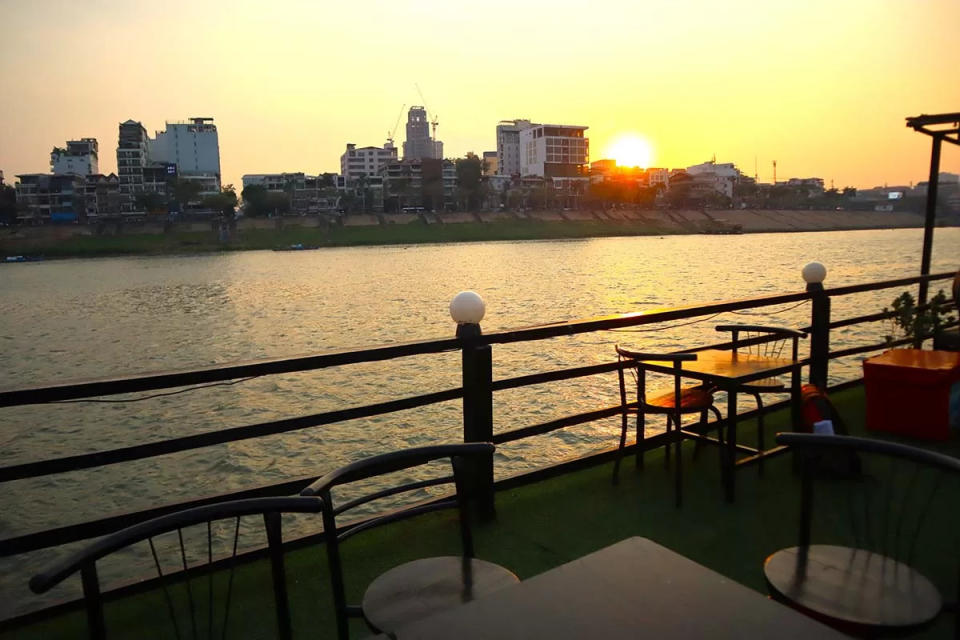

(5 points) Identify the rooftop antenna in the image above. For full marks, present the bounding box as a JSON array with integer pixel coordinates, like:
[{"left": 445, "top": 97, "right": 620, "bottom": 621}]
[
  {"left": 415, "top": 83, "right": 439, "bottom": 139},
  {"left": 772, "top": 160, "right": 777, "bottom": 185},
  {"left": 387, "top": 103, "right": 405, "bottom": 146}
]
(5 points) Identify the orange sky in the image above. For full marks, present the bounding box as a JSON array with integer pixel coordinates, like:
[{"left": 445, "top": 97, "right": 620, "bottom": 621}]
[{"left": 1, "top": 0, "right": 958, "bottom": 191}]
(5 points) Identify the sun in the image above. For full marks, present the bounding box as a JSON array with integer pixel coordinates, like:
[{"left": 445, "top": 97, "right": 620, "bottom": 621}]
[{"left": 606, "top": 134, "right": 654, "bottom": 169}]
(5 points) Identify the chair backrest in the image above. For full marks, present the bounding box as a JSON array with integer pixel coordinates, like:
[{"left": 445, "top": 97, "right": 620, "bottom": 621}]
[
  {"left": 300, "top": 442, "right": 495, "bottom": 640},
  {"left": 29, "top": 496, "right": 324, "bottom": 640},
  {"left": 715, "top": 325, "right": 805, "bottom": 362},
  {"left": 776, "top": 433, "right": 960, "bottom": 628},
  {"left": 615, "top": 346, "right": 697, "bottom": 406}
]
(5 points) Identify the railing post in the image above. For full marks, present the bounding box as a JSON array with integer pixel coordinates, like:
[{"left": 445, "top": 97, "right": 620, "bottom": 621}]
[
  {"left": 451, "top": 292, "right": 495, "bottom": 519},
  {"left": 803, "top": 262, "right": 830, "bottom": 389}
]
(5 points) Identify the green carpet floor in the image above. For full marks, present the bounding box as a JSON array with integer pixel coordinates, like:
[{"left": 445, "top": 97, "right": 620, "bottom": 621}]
[{"left": 5, "top": 385, "right": 958, "bottom": 639}]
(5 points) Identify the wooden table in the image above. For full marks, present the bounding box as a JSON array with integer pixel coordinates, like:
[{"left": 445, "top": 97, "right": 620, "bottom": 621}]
[
  {"left": 389, "top": 537, "right": 847, "bottom": 639},
  {"left": 765, "top": 545, "right": 942, "bottom": 635},
  {"left": 631, "top": 348, "right": 802, "bottom": 501}
]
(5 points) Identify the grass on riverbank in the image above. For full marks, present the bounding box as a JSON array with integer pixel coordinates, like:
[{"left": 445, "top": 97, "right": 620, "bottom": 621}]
[{"left": 0, "top": 219, "right": 678, "bottom": 259}]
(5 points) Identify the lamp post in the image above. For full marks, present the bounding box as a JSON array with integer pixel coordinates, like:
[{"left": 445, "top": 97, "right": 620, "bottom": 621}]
[
  {"left": 451, "top": 291, "right": 494, "bottom": 518},
  {"left": 803, "top": 262, "right": 830, "bottom": 389}
]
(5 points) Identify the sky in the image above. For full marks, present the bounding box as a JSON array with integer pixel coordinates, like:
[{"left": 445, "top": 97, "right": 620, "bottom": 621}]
[{"left": 1, "top": 0, "right": 959, "bottom": 192}]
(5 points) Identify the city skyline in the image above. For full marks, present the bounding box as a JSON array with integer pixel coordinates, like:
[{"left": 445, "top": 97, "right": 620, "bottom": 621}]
[{"left": 1, "top": 0, "right": 959, "bottom": 192}]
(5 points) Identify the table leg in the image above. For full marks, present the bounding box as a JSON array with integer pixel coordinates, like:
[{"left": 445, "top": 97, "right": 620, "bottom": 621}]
[{"left": 725, "top": 388, "right": 738, "bottom": 503}]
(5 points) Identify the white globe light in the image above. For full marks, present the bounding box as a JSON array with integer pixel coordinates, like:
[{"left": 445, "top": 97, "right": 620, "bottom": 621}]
[
  {"left": 450, "top": 291, "right": 486, "bottom": 325},
  {"left": 802, "top": 262, "right": 827, "bottom": 284}
]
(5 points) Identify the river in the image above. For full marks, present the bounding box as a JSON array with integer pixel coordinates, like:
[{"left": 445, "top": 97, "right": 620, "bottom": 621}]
[{"left": 1, "top": 228, "right": 957, "bottom": 617}]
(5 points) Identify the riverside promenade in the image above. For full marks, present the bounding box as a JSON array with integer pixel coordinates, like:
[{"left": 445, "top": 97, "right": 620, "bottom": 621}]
[{"left": 2, "top": 209, "right": 956, "bottom": 259}]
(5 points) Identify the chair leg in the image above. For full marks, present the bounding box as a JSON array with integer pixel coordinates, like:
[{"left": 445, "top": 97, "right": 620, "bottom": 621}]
[
  {"left": 708, "top": 406, "right": 724, "bottom": 446},
  {"left": 612, "top": 410, "right": 629, "bottom": 485},
  {"left": 754, "top": 393, "right": 765, "bottom": 477},
  {"left": 708, "top": 405, "right": 725, "bottom": 480},
  {"left": 692, "top": 409, "right": 708, "bottom": 460},
  {"left": 635, "top": 406, "right": 645, "bottom": 471},
  {"left": 613, "top": 365, "right": 629, "bottom": 484}
]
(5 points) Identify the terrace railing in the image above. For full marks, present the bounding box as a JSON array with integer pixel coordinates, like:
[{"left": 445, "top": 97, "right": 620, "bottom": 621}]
[{"left": 0, "top": 271, "right": 955, "bottom": 575}]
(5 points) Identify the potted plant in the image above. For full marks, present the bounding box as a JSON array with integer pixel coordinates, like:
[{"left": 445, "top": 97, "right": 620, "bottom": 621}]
[{"left": 884, "top": 289, "right": 956, "bottom": 347}]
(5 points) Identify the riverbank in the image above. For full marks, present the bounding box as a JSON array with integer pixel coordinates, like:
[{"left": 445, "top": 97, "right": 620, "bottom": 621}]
[{"left": 1, "top": 208, "right": 954, "bottom": 259}]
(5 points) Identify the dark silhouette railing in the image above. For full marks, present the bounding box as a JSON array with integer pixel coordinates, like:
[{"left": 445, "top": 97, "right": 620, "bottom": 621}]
[{"left": 0, "top": 271, "right": 955, "bottom": 566}]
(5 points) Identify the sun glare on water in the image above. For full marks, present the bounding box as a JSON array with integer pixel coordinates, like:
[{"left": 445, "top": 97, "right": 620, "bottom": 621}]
[{"left": 607, "top": 134, "right": 654, "bottom": 169}]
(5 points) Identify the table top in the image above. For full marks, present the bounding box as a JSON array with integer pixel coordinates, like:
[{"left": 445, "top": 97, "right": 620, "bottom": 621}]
[
  {"left": 391, "top": 537, "right": 846, "bottom": 639},
  {"left": 362, "top": 557, "right": 519, "bottom": 633},
  {"left": 865, "top": 348, "right": 960, "bottom": 372},
  {"left": 764, "top": 545, "right": 942, "bottom": 633},
  {"left": 620, "top": 348, "right": 797, "bottom": 384}
]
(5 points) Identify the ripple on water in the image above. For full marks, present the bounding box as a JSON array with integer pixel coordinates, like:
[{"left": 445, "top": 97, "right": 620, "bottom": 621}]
[{"left": 1, "top": 229, "right": 957, "bottom": 616}]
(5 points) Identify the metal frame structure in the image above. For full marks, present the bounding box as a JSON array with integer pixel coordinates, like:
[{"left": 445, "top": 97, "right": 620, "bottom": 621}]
[{"left": 905, "top": 112, "right": 960, "bottom": 305}]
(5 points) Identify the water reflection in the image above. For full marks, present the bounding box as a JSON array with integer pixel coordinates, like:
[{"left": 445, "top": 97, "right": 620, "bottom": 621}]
[{"left": 0, "top": 228, "right": 957, "bottom": 615}]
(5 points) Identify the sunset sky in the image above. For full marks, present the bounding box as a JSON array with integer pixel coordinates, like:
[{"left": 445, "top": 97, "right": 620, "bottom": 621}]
[{"left": 1, "top": 0, "right": 958, "bottom": 192}]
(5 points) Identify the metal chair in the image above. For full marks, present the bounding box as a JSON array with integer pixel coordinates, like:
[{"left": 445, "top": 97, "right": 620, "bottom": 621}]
[
  {"left": 28, "top": 496, "right": 324, "bottom": 640},
  {"left": 614, "top": 345, "right": 724, "bottom": 507},
  {"left": 300, "top": 442, "right": 518, "bottom": 640},
  {"left": 766, "top": 433, "right": 960, "bottom": 637},
  {"left": 714, "top": 325, "right": 806, "bottom": 474}
]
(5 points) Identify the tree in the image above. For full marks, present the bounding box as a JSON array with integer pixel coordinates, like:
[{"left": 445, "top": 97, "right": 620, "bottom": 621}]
[
  {"left": 455, "top": 153, "right": 485, "bottom": 211},
  {"left": 264, "top": 191, "right": 291, "bottom": 215},
  {"left": 134, "top": 191, "right": 166, "bottom": 214},
  {"left": 173, "top": 179, "right": 203, "bottom": 210},
  {"left": 202, "top": 185, "right": 238, "bottom": 219},
  {"left": 241, "top": 184, "right": 269, "bottom": 216}
]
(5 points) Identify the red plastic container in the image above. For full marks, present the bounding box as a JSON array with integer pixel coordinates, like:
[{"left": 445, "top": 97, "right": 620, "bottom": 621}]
[{"left": 863, "top": 349, "right": 960, "bottom": 441}]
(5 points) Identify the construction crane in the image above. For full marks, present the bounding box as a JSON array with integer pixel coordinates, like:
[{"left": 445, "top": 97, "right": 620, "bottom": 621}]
[
  {"left": 387, "top": 103, "right": 405, "bottom": 146},
  {"left": 415, "top": 83, "right": 439, "bottom": 139}
]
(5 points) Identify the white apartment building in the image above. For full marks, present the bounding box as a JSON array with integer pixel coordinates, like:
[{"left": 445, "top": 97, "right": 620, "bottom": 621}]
[
  {"left": 519, "top": 124, "right": 589, "bottom": 180},
  {"left": 685, "top": 161, "right": 740, "bottom": 199},
  {"left": 495, "top": 119, "right": 534, "bottom": 176},
  {"left": 150, "top": 118, "right": 221, "bottom": 192},
  {"left": 51, "top": 138, "right": 99, "bottom": 176},
  {"left": 647, "top": 168, "right": 670, "bottom": 189},
  {"left": 340, "top": 142, "right": 399, "bottom": 183}
]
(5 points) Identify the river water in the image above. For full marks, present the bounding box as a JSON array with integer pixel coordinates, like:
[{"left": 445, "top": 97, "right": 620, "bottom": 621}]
[{"left": 0, "top": 228, "right": 957, "bottom": 617}]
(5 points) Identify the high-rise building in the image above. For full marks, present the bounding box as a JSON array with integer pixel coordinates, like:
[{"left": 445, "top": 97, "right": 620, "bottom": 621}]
[
  {"left": 116, "top": 117, "right": 221, "bottom": 212},
  {"left": 51, "top": 138, "right": 99, "bottom": 176},
  {"left": 341, "top": 142, "right": 399, "bottom": 183},
  {"left": 117, "top": 120, "right": 150, "bottom": 210},
  {"left": 402, "top": 106, "right": 442, "bottom": 161},
  {"left": 519, "top": 124, "right": 589, "bottom": 179},
  {"left": 496, "top": 119, "right": 535, "bottom": 177},
  {"left": 150, "top": 117, "right": 221, "bottom": 193}
]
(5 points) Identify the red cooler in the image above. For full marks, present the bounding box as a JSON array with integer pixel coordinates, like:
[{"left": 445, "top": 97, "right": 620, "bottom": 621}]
[{"left": 863, "top": 349, "right": 960, "bottom": 441}]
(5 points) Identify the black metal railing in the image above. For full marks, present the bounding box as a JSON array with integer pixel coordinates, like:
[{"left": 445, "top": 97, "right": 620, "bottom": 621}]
[{"left": 0, "top": 271, "right": 955, "bottom": 566}]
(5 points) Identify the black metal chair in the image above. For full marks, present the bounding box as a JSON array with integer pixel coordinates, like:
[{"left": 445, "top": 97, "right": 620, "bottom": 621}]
[
  {"left": 28, "top": 496, "right": 324, "bottom": 640},
  {"left": 714, "top": 325, "right": 806, "bottom": 474},
  {"left": 300, "top": 442, "right": 518, "bottom": 640},
  {"left": 614, "top": 346, "right": 724, "bottom": 507},
  {"left": 766, "top": 433, "right": 960, "bottom": 638}
]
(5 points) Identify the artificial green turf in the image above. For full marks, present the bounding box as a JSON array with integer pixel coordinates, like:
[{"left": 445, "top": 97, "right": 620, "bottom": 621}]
[{"left": 5, "top": 386, "right": 958, "bottom": 639}]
